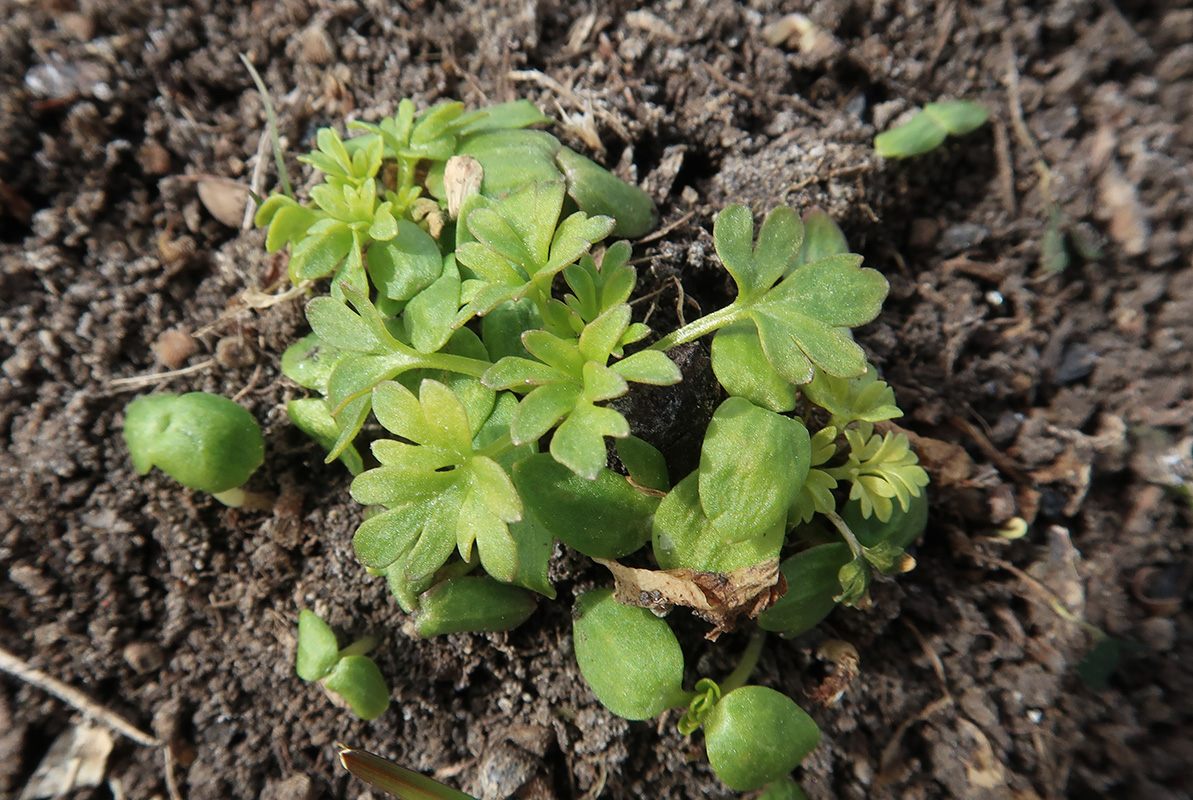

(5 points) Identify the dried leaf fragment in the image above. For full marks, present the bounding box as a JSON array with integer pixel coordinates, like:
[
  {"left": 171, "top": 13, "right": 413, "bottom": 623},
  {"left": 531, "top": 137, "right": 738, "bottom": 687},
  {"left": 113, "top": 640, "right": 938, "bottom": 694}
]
[
  {"left": 19, "top": 724, "right": 114, "bottom": 800},
  {"left": 594, "top": 557, "right": 784, "bottom": 640}
]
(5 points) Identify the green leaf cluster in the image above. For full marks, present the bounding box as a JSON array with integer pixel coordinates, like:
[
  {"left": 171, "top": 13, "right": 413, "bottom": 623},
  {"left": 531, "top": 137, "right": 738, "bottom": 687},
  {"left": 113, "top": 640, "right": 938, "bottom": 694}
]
[{"left": 244, "top": 95, "right": 934, "bottom": 794}]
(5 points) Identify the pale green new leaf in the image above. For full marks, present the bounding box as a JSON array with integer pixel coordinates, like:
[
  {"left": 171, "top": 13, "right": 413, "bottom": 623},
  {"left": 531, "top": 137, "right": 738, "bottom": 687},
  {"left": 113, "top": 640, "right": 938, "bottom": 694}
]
[{"left": 296, "top": 610, "right": 339, "bottom": 681}]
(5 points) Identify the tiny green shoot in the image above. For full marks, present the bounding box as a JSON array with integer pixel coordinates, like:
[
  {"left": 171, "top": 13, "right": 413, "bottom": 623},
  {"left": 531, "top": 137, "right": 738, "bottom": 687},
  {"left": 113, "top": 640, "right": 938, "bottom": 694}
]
[
  {"left": 296, "top": 610, "right": 389, "bottom": 721},
  {"left": 874, "top": 99, "right": 990, "bottom": 158}
]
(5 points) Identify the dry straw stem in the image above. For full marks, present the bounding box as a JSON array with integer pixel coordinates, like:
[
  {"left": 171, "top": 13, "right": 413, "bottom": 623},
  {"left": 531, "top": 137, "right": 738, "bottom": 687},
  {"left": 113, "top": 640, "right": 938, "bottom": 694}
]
[{"left": 0, "top": 645, "right": 160, "bottom": 748}]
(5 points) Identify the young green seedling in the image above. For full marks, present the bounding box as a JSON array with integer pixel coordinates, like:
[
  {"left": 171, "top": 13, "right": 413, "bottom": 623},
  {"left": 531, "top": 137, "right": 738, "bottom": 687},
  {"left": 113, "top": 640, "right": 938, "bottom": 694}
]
[
  {"left": 296, "top": 610, "right": 389, "bottom": 721},
  {"left": 874, "top": 99, "right": 990, "bottom": 158},
  {"left": 124, "top": 391, "right": 268, "bottom": 508}
]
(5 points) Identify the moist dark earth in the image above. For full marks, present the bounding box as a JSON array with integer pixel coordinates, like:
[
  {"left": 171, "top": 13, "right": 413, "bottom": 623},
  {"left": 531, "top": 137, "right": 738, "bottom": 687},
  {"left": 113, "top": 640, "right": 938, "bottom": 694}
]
[{"left": 2, "top": 1, "right": 1191, "bottom": 799}]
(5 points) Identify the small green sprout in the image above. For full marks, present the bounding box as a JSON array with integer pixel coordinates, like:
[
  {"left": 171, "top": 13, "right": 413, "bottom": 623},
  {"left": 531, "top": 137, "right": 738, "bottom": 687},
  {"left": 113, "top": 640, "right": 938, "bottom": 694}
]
[
  {"left": 874, "top": 99, "right": 990, "bottom": 158},
  {"left": 296, "top": 610, "right": 389, "bottom": 721},
  {"left": 123, "top": 392, "right": 266, "bottom": 508}
]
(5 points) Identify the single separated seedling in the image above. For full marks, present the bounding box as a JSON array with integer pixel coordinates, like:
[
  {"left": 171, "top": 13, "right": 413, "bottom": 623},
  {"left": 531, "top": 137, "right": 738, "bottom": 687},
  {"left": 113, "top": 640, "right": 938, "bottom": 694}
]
[
  {"left": 295, "top": 610, "right": 389, "bottom": 721},
  {"left": 875, "top": 99, "right": 989, "bottom": 158},
  {"left": 123, "top": 391, "right": 268, "bottom": 508}
]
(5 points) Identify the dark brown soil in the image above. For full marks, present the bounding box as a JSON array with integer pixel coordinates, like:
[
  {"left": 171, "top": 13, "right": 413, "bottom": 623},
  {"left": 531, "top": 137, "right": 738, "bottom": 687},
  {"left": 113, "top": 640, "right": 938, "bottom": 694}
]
[{"left": 2, "top": 1, "right": 1191, "bottom": 799}]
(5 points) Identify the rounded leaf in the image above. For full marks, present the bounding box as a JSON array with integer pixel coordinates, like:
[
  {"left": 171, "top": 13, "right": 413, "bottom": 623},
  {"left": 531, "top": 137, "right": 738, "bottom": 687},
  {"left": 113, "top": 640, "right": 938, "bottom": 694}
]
[
  {"left": 756, "top": 543, "right": 852, "bottom": 636},
  {"left": 573, "top": 589, "right": 685, "bottom": 720},
  {"left": 704, "top": 686, "right": 820, "bottom": 791},
  {"left": 698, "top": 398, "right": 810, "bottom": 541},
  {"left": 295, "top": 610, "right": 339, "bottom": 682},
  {"left": 513, "top": 454, "right": 656, "bottom": 558},
  {"left": 124, "top": 392, "right": 264, "bottom": 493},
  {"left": 324, "top": 655, "right": 390, "bottom": 721}
]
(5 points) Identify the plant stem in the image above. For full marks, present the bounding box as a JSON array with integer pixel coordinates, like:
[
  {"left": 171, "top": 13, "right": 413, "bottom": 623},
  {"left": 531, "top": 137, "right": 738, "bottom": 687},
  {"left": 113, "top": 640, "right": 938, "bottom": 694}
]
[
  {"left": 647, "top": 304, "right": 740, "bottom": 351},
  {"left": 211, "top": 487, "right": 275, "bottom": 510},
  {"left": 239, "top": 54, "right": 292, "bottom": 199},
  {"left": 721, "top": 629, "right": 766, "bottom": 694},
  {"left": 419, "top": 352, "right": 492, "bottom": 379},
  {"left": 339, "top": 636, "right": 378, "bottom": 658},
  {"left": 825, "top": 509, "right": 864, "bottom": 561},
  {"left": 476, "top": 433, "right": 514, "bottom": 460}
]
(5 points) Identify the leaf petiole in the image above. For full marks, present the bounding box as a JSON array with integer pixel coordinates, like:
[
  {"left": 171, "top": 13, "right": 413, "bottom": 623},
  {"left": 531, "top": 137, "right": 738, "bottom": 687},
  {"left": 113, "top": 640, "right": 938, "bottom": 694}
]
[
  {"left": 720, "top": 629, "right": 766, "bottom": 695},
  {"left": 647, "top": 304, "right": 741, "bottom": 352}
]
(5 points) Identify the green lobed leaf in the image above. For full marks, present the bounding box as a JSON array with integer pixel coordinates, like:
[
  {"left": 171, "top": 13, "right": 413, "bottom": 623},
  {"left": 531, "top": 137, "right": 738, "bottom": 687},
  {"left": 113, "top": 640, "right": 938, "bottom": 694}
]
[
  {"left": 324, "top": 655, "right": 390, "bottom": 721},
  {"left": 550, "top": 401, "right": 630, "bottom": 480},
  {"left": 714, "top": 205, "right": 803, "bottom": 301},
  {"left": 508, "top": 383, "right": 581, "bottom": 444},
  {"left": 513, "top": 453, "right": 656, "bottom": 558},
  {"left": 281, "top": 333, "right": 345, "bottom": 393},
  {"left": 307, "top": 296, "right": 385, "bottom": 353},
  {"left": 610, "top": 349, "right": 682, "bottom": 386},
  {"left": 290, "top": 225, "right": 354, "bottom": 283},
  {"left": 295, "top": 610, "right": 340, "bottom": 682},
  {"left": 749, "top": 253, "right": 889, "bottom": 383},
  {"left": 573, "top": 589, "right": 686, "bottom": 720},
  {"left": 578, "top": 304, "right": 631, "bottom": 364},
  {"left": 414, "top": 577, "right": 536, "bottom": 637},
  {"left": 698, "top": 398, "right": 811, "bottom": 542},
  {"left": 801, "top": 365, "right": 903, "bottom": 428},
  {"left": 353, "top": 507, "right": 427, "bottom": 570}
]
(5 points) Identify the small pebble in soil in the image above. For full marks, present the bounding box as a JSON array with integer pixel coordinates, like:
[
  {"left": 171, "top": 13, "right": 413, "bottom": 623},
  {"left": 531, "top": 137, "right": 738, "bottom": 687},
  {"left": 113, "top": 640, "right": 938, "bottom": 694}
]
[
  {"left": 153, "top": 328, "right": 199, "bottom": 369},
  {"left": 938, "top": 222, "right": 990, "bottom": 255},
  {"left": 1138, "top": 617, "right": 1176, "bottom": 653},
  {"left": 122, "top": 641, "right": 165, "bottom": 674}
]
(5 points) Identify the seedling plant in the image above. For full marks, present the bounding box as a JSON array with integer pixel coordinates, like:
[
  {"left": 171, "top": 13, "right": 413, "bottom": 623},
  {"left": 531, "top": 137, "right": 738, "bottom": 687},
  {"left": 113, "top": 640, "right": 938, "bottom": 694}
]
[{"left": 129, "top": 95, "right": 931, "bottom": 794}]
